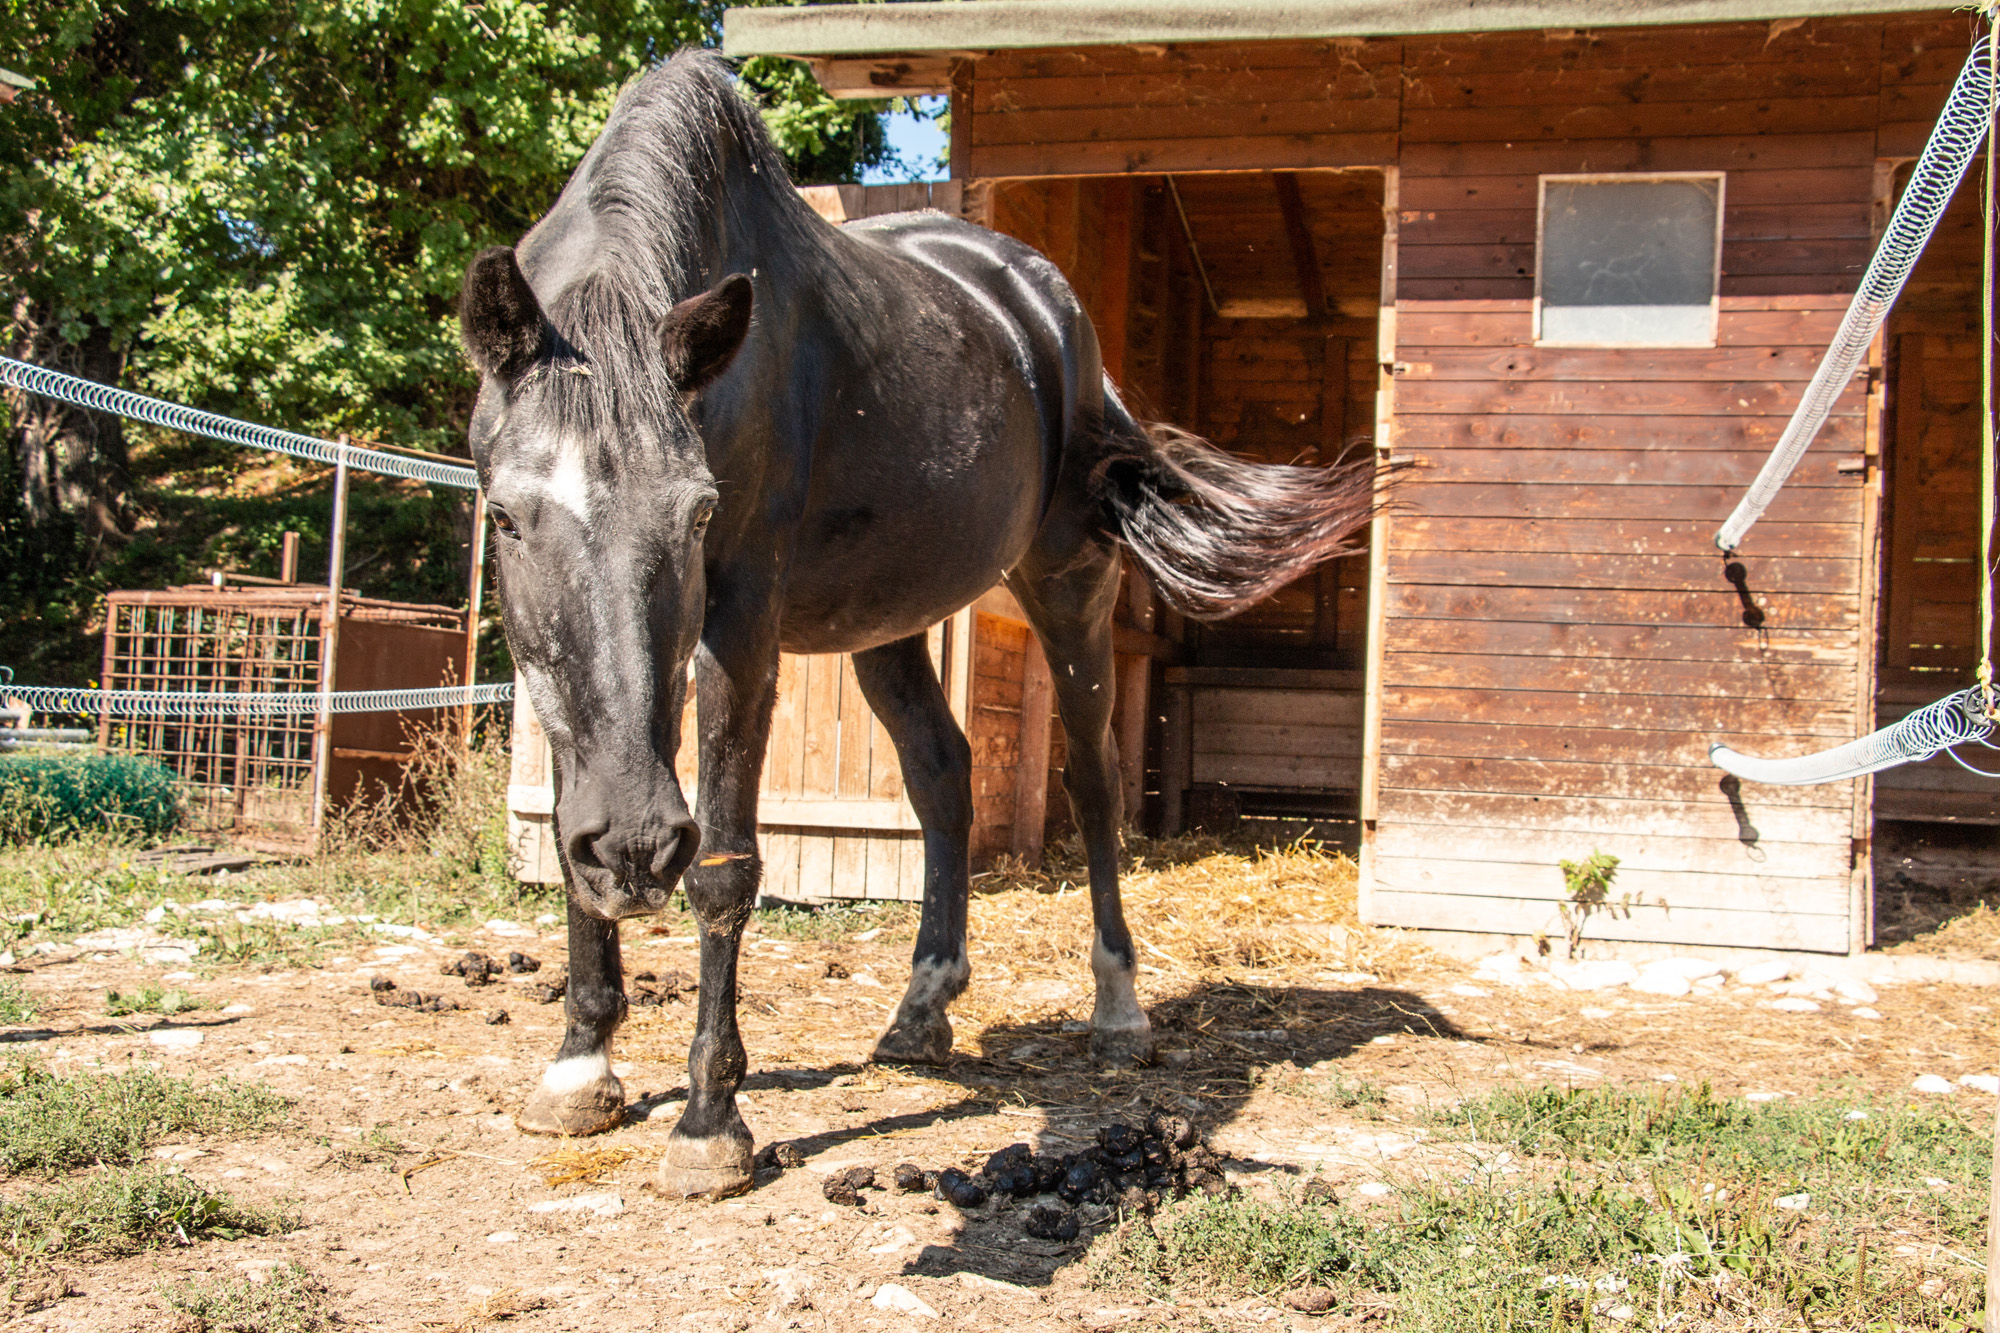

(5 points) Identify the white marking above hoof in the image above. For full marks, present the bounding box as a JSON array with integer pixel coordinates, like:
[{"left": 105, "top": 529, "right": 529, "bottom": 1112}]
[{"left": 540, "top": 1050, "right": 614, "bottom": 1094}]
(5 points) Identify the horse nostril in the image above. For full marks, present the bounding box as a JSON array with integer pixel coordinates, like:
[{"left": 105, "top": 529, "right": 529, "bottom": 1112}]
[
  {"left": 654, "top": 819, "right": 701, "bottom": 885},
  {"left": 562, "top": 822, "right": 611, "bottom": 874}
]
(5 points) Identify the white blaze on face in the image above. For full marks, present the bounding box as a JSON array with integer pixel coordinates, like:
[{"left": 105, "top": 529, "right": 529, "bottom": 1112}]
[
  {"left": 539, "top": 1048, "right": 614, "bottom": 1094},
  {"left": 541, "top": 444, "right": 597, "bottom": 528}
]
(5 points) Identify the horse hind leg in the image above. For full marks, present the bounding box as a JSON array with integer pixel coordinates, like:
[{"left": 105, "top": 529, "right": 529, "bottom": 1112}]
[
  {"left": 517, "top": 897, "right": 628, "bottom": 1136},
  {"left": 1008, "top": 547, "right": 1154, "bottom": 1067},
  {"left": 852, "top": 633, "right": 973, "bottom": 1065}
]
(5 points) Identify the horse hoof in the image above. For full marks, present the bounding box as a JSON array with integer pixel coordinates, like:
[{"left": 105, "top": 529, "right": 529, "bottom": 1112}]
[
  {"left": 514, "top": 1075, "right": 627, "bottom": 1137},
  {"left": 871, "top": 1012, "right": 953, "bottom": 1065},
  {"left": 1091, "top": 1023, "right": 1155, "bottom": 1068},
  {"left": 656, "top": 1132, "right": 755, "bottom": 1199}
]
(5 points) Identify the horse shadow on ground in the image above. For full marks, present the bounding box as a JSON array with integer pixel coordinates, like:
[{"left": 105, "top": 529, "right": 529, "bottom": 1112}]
[{"left": 680, "top": 979, "right": 1476, "bottom": 1293}]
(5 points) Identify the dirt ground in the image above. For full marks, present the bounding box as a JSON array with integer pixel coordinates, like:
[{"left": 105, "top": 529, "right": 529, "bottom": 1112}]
[{"left": 1, "top": 870, "right": 1996, "bottom": 1332}]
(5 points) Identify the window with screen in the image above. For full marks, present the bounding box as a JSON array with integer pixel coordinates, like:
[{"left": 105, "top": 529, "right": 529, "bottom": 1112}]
[{"left": 1536, "top": 174, "right": 1723, "bottom": 346}]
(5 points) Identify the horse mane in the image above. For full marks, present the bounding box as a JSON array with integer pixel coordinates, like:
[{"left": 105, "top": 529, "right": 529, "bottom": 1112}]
[{"left": 525, "top": 50, "right": 824, "bottom": 436}]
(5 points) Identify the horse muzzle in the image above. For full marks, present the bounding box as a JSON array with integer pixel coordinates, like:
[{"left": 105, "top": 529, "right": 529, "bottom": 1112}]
[{"left": 558, "top": 792, "right": 702, "bottom": 919}]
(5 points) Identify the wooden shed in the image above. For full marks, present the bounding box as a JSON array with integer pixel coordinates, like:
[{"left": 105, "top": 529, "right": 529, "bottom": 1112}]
[{"left": 712, "top": 0, "right": 2000, "bottom": 956}]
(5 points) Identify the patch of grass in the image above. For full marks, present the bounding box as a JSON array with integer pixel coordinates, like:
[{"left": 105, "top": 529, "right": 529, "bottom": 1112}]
[
  {"left": 749, "top": 898, "right": 918, "bottom": 943},
  {"left": 322, "top": 1126, "right": 406, "bottom": 1171},
  {"left": 1091, "top": 1086, "right": 1988, "bottom": 1330},
  {"left": 0, "top": 1168, "right": 294, "bottom": 1269},
  {"left": 158, "top": 1261, "right": 331, "bottom": 1333},
  {"left": 104, "top": 986, "right": 209, "bottom": 1018},
  {"left": 0, "top": 978, "right": 36, "bottom": 1024},
  {"left": 1309, "top": 1070, "right": 1387, "bottom": 1116},
  {"left": 0, "top": 1061, "right": 287, "bottom": 1176}
]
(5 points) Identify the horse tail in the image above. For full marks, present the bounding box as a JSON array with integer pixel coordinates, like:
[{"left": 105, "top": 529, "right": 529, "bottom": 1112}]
[{"left": 1088, "top": 397, "right": 1383, "bottom": 621}]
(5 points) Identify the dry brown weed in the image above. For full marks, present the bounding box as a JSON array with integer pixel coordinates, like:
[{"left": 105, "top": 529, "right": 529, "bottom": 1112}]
[{"left": 528, "top": 1144, "right": 638, "bottom": 1188}]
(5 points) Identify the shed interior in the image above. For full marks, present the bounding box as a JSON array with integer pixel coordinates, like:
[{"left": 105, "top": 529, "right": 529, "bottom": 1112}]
[{"left": 981, "top": 169, "right": 1386, "bottom": 844}]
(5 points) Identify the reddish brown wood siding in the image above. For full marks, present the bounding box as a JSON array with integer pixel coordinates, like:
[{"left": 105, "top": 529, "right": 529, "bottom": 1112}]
[{"left": 960, "top": 10, "right": 1981, "bottom": 951}]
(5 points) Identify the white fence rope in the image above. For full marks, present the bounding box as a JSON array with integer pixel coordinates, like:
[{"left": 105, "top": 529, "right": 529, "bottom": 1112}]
[
  {"left": 3, "top": 681, "right": 512, "bottom": 720},
  {"left": 1712, "top": 686, "right": 1996, "bottom": 785},
  {"left": 1714, "top": 40, "right": 1994, "bottom": 551},
  {"left": 0, "top": 357, "right": 480, "bottom": 491}
]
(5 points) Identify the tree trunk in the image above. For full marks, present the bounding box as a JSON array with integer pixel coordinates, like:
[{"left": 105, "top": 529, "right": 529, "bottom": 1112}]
[{"left": 8, "top": 314, "right": 132, "bottom": 555}]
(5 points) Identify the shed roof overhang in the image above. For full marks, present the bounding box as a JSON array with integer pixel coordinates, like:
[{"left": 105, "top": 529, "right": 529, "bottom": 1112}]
[{"left": 722, "top": 0, "right": 1951, "bottom": 60}]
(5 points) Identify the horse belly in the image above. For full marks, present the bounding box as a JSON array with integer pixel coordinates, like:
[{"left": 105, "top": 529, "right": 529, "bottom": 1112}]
[{"left": 776, "top": 411, "right": 1046, "bottom": 656}]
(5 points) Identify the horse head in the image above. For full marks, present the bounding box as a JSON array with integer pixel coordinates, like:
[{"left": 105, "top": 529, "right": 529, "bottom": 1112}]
[{"left": 459, "top": 244, "right": 752, "bottom": 920}]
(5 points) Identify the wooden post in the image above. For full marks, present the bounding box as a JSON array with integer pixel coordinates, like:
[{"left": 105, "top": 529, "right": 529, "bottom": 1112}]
[
  {"left": 309, "top": 438, "right": 350, "bottom": 838},
  {"left": 462, "top": 485, "right": 488, "bottom": 742},
  {"left": 945, "top": 606, "right": 974, "bottom": 726},
  {"left": 1161, "top": 679, "right": 1192, "bottom": 836},
  {"left": 1013, "top": 637, "right": 1054, "bottom": 867},
  {"left": 279, "top": 531, "right": 299, "bottom": 584},
  {"left": 1115, "top": 563, "right": 1154, "bottom": 831}
]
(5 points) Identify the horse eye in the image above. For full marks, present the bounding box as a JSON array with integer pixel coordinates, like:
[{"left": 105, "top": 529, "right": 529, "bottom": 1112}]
[
  {"left": 489, "top": 506, "right": 520, "bottom": 538},
  {"left": 693, "top": 503, "right": 715, "bottom": 531}
]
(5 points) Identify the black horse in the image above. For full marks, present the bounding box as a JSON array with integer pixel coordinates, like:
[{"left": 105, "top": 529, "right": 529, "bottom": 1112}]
[{"left": 460, "top": 53, "right": 1372, "bottom": 1198}]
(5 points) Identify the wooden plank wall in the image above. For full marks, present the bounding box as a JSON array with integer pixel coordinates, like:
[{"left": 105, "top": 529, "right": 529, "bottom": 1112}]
[{"left": 963, "top": 11, "right": 1981, "bottom": 950}]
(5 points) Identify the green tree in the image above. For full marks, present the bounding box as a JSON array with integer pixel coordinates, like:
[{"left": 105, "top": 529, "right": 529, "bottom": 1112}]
[{"left": 0, "top": 0, "right": 889, "bottom": 684}]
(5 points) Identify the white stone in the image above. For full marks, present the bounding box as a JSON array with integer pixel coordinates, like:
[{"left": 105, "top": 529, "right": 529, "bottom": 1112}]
[
  {"left": 527, "top": 1192, "right": 624, "bottom": 1218},
  {"left": 242, "top": 900, "right": 327, "bottom": 926},
  {"left": 483, "top": 919, "right": 529, "bottom": 937},
  {"left": 851, "top": 928, "right": 884, "bottom": 943},
  {"left": 161, "top": 971, "right": 196, "bottom": 982},
  {"left": 1774, "top": 1193, "right": 1810, "bottom": 1212},
  {"left": 1851, "top": 1007, "right": 1884, "bottom": 1020},
  {"left": 1958, "top": 1074, "right": 2000, "bottom": 1095},
  {"left": 1649, "top": 957, "right": 1723, "bottom": 982},
  {"left": 1832, "top": 977, "right": 1879, "bottom": 1004},
  {"left": 253, "top": 1054, "right": 308, "bottom": 1067},
  {"left": 221, "top": 1004, "right": 254, "bottom": 1015},
  {"left": 1630, "top": 972, "right": 1691, "bottom": 997},
  {"left": 865, "top": 1225, "right": 916, "bottom": 1254},
  {"left": 1734, "top": 960, "right": 1792, "bottom": 986},
  {"left": 1765, "top": 998, "right": 1822, "bottom": 1013},
  {"left": 533, "top": 913, "right": 559, "bottom": 926},
  {"left": 149, "top": 1029, "right": 202, "bottom": 1047},
  {"left": 1743, "top": 1092, "right": 1790, "bottom": 1103},
  {"left": 1449, "top": 984, "right": 1492, "bottom": 998},
  {"left": 485, "top": 1232, "right": 519, "bottom": 1244},
  {"left": 1552, "top": 960, "right": 1639, "bottom": 991},
  {"left": 1913, "top": 1074, "right": 1957, "bottom": 1095},
  {"left": 870, "top": 1284, "right": 938, "bottom": 1318},
  {"left": 1355, "top": 1182, "right": 1393, "bottom": 1197},
  {"left": 1473, "top": 951, "right": 1529, "bottom": 975}
]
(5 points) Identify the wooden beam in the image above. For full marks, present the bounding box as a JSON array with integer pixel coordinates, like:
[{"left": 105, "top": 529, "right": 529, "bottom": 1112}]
[
  {"left": 1116, "top": 653, "right": 1149, "bottom": 830},
  {"left": 1098, "top": 178, "right": 1134, "bottom": 387},
  {"left": 1013, "top": 637, "right": 1054, "bottom": 867},
  {"left": 1271, "top": 172, "right": 1327, "bottom": 317}
]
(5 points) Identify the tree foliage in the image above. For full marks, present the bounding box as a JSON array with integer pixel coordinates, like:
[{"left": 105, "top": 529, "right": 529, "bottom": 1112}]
[{"left": 0, "top": 0, "right": 889, "bottom": 684}]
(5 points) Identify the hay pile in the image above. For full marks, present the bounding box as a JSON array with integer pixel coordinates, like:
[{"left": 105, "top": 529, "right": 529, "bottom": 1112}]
[{"left": 960, "top": 836, "right": 1423, "bottom": 1026}]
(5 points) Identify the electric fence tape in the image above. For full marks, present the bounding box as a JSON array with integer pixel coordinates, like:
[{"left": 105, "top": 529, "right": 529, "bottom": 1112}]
[
  {"left": 0, "top": 672, "right": 511, "bottom": 721},
  {"left": 0, "top": 357, "right": 479, "bottom": 490},
  {"left": 1714, "top": 39, "right": 1994, "bottom": 552},
  {"left": 1711, "top": 686, "right": 1997, "bottom": 785}
]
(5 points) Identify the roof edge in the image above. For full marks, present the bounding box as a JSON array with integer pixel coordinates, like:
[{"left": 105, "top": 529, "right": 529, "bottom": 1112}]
[{"left": 722, "top": 0, "right": 1953, "bottom": 58}]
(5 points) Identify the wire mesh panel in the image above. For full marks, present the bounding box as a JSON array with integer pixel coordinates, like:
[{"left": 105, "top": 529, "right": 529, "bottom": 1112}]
[
  {"left": 99, "top": 587, "right": 469, "bottom": 850},
  {"left": 101, "top": 590, "right": 329, "bottom": 843}
]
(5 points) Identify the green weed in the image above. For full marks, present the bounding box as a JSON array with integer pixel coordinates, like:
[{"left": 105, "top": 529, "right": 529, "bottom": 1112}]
[
  {"left": 103, "top": 986, "right": 209, "bottom": 1018},
  {"left": 0, "top": 1061, "right": 286, "bottom": 1175},
  {"left": 0, "top": 1168, "right": 294, "bottom": 1269},
  {"left": 158, "top": 1261, "right": 331, "bottom": 1333},
  {"left": 0, "top": 978, "right": 35, "bottom": 1024}
]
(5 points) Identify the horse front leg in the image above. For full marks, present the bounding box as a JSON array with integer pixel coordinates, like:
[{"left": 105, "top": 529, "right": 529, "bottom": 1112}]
[
  {"left": 656, "top": 620, "right": 778, "bottom": 1199},
  {"left": 852, "top": 633, "right": 974, "bottom": 1065},
  {"left": 517, "top": 896, "right": 628, "bottom": 1135}
]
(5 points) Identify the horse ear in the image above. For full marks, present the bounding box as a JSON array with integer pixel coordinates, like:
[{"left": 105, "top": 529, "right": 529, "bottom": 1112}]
[
  {"left": 461, "top": 247, "right": 551, "bottom": 382},
  {"left": 660, "top": 273, "right": 753, "bottom": 396}
]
